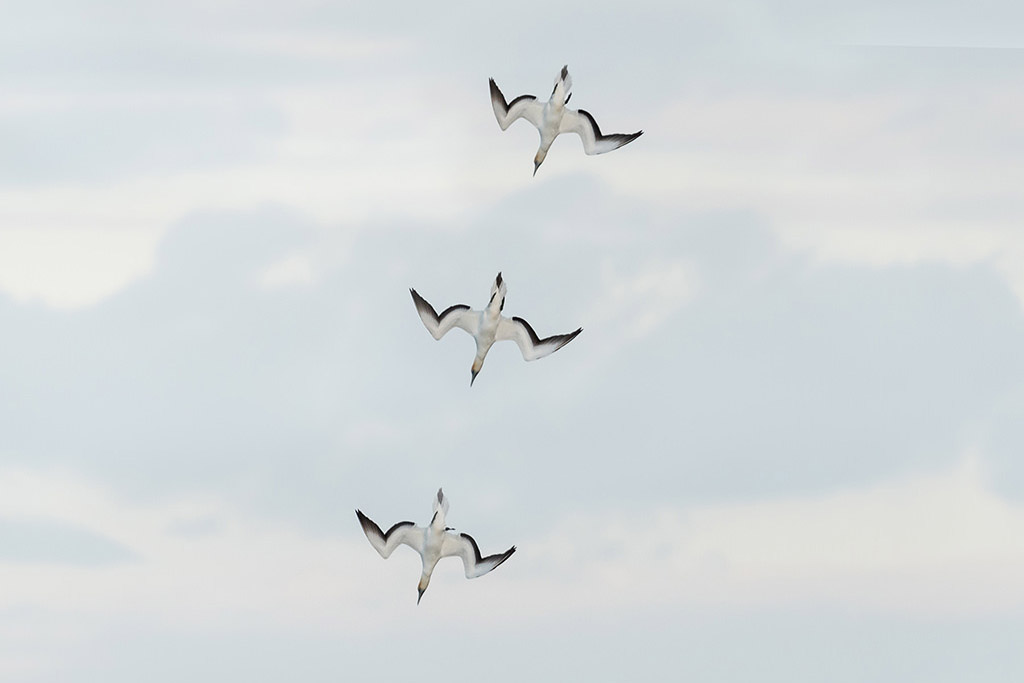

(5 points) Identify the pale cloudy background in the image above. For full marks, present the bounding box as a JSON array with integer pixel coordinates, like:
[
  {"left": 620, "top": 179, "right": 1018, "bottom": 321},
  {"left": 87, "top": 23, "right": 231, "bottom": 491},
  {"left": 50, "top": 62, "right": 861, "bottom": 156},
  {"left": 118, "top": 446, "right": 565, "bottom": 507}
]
[{"left": 2, "top": 0, "right": 1024, "bottom": 680}]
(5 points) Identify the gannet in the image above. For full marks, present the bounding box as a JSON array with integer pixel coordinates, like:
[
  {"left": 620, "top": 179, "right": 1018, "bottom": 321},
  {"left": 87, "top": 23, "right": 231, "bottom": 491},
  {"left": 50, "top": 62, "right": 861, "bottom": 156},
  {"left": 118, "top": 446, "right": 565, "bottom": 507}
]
[
  {"left": 356, "top": 488, "right": 516, "bottom": 604},
  {"left": 489, "top": 64, "right": 643, "bottom": 175},
  {"left": 410, "top": 272, "right": 582, "bottom": 385}
]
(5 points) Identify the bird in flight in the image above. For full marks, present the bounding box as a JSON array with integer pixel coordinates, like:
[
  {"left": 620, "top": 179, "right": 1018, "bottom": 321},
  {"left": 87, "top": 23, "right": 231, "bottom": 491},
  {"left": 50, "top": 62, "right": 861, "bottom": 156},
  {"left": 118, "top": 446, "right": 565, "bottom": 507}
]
[
  {"left": 410, "top": 272, "right": 582, "bottom": 385},
  {"left": 489, "top": 64, "right": 643, "bottom": 175},
  {"left": 356, "top": 488, "right": 516, "bottom": 604}
]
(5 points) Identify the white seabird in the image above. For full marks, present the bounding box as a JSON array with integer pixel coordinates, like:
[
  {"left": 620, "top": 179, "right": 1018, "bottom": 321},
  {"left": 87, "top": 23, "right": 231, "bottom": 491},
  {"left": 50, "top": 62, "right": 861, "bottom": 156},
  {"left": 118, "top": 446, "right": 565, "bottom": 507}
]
[
  {"left": 489, "top": 64, "right": 643, "bottom": 175},
  {"left": 356, "top": 488, "right": 516, "bottom": 604},
  {"left": 410, "top": 272, "right": 582, "bottom": 385}
]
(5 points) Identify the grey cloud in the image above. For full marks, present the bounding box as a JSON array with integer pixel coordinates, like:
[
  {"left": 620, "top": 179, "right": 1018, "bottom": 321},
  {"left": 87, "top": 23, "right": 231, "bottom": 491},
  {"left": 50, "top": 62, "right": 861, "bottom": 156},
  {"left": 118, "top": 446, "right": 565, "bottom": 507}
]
[
  {"left": 1, "top": 207, "right": 341, "bottom": 505},
  {"left": 5, "top": 0, "right": 1022, "bottom": 211},
  {"left": 3, "top": 2, "right": 1023, "bottom": 680},
  {"left": 0, "top": 517, "right": 135, "bottom": 566},
  {"left": 981, "top": 389, "right": 1024, "bottom": 499},
  {"left": 165, "top": 515, "right": 222, "bottom": 538},
  {"left": 0, "top": 101, "right": 284, "bottom": 186},
  {"left": 13, "top": 0, "right": 1021, "bottom": 109},
  {"left": 2, "top": 176, "right": 1022, "bottom": 538},
  {"left": 29, "top": 609, "right": 1024, "bottom": 683},
  {"left": 381, "top": 176, "right": 1024, "bottom": 527}
]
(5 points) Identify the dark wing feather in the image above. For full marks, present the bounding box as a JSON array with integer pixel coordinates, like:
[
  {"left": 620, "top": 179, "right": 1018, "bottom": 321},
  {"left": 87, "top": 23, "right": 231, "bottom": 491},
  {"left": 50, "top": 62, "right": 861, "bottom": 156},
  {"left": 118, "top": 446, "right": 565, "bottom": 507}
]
[
  {"left": 356, "top": 509, "right": 414, "bottom": 543},
  {"left": 489, "top": 78, "right": 542, "bottom": 129},
  {"left": 577, "top": 109, "right": 643, "bottom": 151},
  {"left": 459, "top": 532, "right": 517, "bottom": 577},
  {"left": 507, "top": 316, "right": 583, "bottom": 360},
  {"left": 410, "top": 288, "right": 472, "bottom": 340}
]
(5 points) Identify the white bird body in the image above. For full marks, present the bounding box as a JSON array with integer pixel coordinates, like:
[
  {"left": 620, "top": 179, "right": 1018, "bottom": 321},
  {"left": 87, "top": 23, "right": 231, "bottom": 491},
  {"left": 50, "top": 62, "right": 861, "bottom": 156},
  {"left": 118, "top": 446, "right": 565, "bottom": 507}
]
[
  {"left": 410, "top": 272, "right": 582, "bottom": 385},
  {"left": 489, "top": 65, "right": 642, "bottom": 175},
  {"left": 356, "top": 488, "right": 516, "bottom": 603},
  {"left": 533, "top": 72, "right": 571, "bottom": 163}
]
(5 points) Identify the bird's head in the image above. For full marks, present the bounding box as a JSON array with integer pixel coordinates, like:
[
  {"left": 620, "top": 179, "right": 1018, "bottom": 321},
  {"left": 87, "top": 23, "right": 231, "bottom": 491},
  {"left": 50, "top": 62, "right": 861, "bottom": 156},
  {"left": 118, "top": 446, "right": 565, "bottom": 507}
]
[
  {"left": 417, "top": 576, "right": 431, "bottom": 604},
  {"left": 470, "top": 359, "right": 483, "bottom": 386},
  {"left": 533, "top": 150, "right": 547, "bottom": 176}
]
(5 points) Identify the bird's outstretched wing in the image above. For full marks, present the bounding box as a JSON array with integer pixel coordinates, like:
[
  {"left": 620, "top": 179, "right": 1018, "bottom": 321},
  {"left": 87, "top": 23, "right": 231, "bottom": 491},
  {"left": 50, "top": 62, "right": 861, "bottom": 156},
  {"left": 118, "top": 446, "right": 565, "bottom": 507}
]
[
  {"left": 489, "top": 78, "right": 544, "bottom": 130},
  {"left": 356, "top": 510, "right": 425, "bottom": 559},
  {"left": 496, "top": 316, "right": 582, "bottom": 361},
  {"left": 410, "top": 289, "right": 478, "bottom": 340},
  {"left": 441, "top": 532, "right": 516, "bottom": 579},
  {"left": 559, "top": 108, "right": 642, "bottom": 155}
]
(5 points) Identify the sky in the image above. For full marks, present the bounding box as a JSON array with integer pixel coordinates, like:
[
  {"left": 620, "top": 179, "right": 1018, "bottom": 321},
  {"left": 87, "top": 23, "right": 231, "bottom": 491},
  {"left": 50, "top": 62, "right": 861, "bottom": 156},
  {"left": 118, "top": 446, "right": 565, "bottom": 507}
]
[{"left": 2, "top": 0, "right": 1024, "bottom": 680}]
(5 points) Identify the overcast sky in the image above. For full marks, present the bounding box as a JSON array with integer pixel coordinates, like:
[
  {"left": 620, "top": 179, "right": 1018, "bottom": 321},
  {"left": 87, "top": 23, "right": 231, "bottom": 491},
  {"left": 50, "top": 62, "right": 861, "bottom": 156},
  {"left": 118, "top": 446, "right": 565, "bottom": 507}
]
[{"left": 2, "top": 1, "right": 1024, "bottom": 681}]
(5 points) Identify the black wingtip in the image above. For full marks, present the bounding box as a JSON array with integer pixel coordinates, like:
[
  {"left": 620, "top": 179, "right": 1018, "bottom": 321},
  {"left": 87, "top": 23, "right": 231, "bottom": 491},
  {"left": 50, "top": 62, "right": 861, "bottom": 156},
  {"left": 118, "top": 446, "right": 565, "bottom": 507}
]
[
  {"left": 563, "top": 327, "right": 583, "bottom": 347},
  {"left": 355, "top": 509, "right": 372, "bottom": 533},
  {"left": 493, "top": 545, "right": 517, "bottom": 570},
  {"left": 489, "top": 78, "right": 504, "bottom": 105},
  {"left": 496, "top": 271, "right": 503, "bottom": 287},
  {"left": 409, "top": 288, "right": 426, "bottom": 312}
]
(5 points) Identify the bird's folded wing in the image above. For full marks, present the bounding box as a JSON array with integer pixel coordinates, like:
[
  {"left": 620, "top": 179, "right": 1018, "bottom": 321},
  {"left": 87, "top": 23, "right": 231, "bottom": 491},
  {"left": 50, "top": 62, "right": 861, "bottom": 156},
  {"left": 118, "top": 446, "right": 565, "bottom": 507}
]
[
  {"left": 441, "top": 532, "right": 516, "bottom": 579},
  {"left": 410, "top": 289, "right": 478, "bottom": 339},
  {"left": 356, "top": 510, "right": 425, "bottom": 559},
  {"left": 489, "top": 79, "right": 543, "bottom": 130},
  {"left": 559, "top": 108, "right": 643, "bottom": 155},
  {"left": 496, "top": 317, "right": 582, "bottom": 361}
]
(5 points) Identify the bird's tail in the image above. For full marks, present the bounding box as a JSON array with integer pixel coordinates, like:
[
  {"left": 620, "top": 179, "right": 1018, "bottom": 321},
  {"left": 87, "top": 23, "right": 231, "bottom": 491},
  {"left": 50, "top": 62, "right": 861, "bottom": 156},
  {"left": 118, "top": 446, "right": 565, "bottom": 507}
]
[
  {"left": 433, "top": 488, "right": 450, "bottom": 517},
  {"left": 551, "top": 64, "right": 572, "bottom": 102},
  {"left": 559, "top": 65, "right": 572, "bottom": 97},
  {"left": 490, "top": 271, "right": 507, "bottom": 301}
]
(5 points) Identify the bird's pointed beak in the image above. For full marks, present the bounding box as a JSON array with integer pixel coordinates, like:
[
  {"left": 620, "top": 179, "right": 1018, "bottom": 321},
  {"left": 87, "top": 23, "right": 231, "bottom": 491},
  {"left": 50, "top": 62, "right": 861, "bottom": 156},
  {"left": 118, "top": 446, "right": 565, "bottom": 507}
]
[
  {"left": 470, "top": 368, "right": 479, "bottom": 386},
  {"left": 417, "top": 586, "right": 426, "bottom": 604},
  {"left": 533, "top": 160, "right": 540, "bottom": 176}
]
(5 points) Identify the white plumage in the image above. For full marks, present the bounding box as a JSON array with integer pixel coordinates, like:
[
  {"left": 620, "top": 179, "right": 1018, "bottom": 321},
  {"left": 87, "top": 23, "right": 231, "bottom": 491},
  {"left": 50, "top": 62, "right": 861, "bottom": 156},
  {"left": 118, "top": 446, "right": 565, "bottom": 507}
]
[
  {"left": 410, "top": 272, "right": 582, "bottom": 385},
  {"left": 489, "top": 64, "right": 643, "bottom": 175},
  {"left": 356, "top": 488, "right": 516, "bottom": 603}
]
